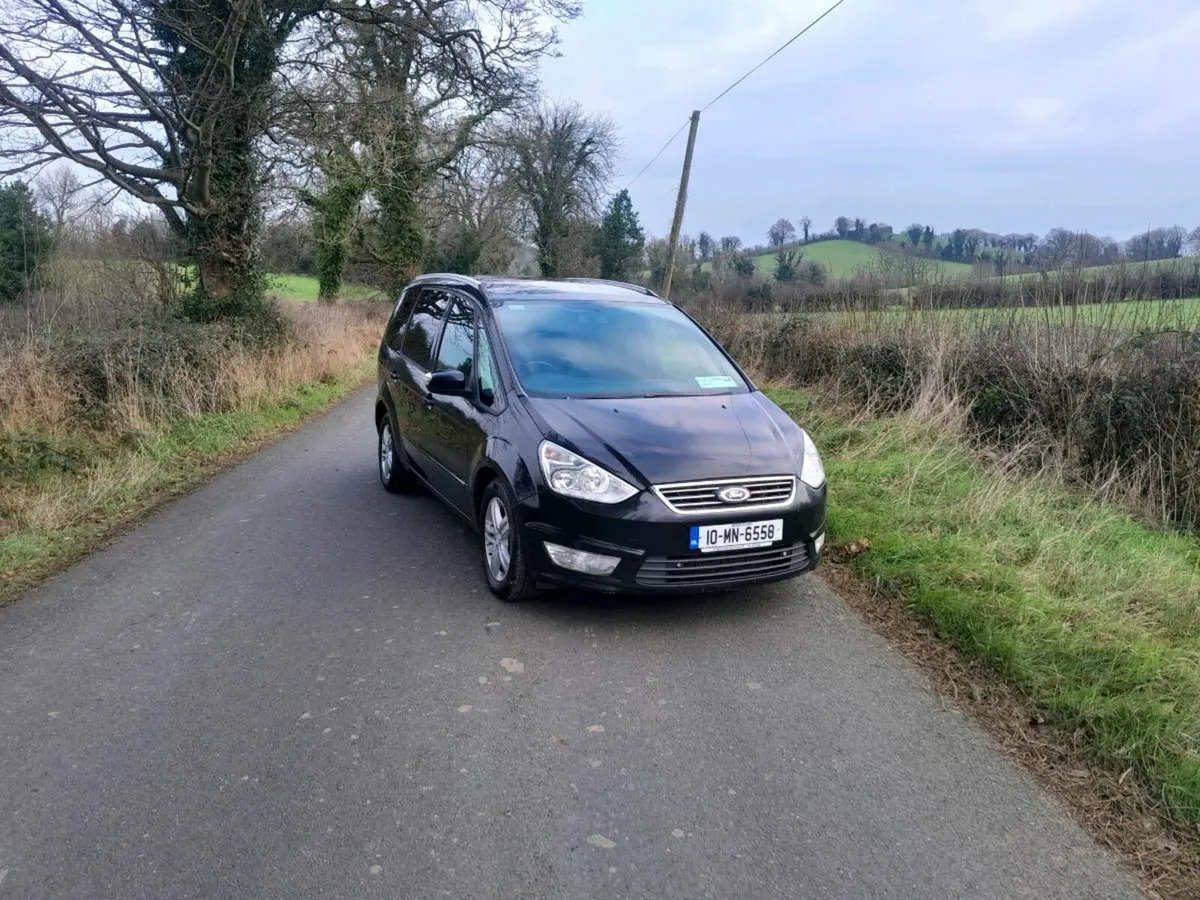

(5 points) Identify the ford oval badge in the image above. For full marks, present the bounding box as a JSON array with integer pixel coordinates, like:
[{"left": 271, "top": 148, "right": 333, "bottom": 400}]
[{"left": 717, "top": 486, "right": 751, "bottom": 504}]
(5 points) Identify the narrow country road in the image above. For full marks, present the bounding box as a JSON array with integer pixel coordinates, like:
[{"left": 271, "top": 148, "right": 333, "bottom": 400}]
[{"left": 0, "top": 388, "right": 1141, "bottom": 900}]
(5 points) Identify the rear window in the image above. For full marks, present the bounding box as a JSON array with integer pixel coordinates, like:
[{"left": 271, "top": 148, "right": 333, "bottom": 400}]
[
  {"left": 493, "top": 299, "right": 747, "bottom": 399},
  {"left": 402, "top": 289, "right": 450, "bottom": 370}
]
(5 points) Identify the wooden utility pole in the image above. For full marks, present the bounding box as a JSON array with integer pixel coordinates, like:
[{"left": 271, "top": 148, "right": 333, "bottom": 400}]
[{"left": 662, "top": 110, "right": 701, "bottom": 299}]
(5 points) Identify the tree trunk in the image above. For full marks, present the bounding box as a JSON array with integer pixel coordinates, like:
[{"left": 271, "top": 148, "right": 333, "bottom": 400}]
[
  {"left": 180, "top": 215, "right": 266, "bottom": 322},
  {"left": 178, "top": 147, "right": 269, "bottom": 323},
  {"left": 372, "top": 150, "right": 427, "bottom": 292}
]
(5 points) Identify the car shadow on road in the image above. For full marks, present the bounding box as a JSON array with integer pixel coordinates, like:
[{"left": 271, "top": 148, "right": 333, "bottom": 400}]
[
  {"left": 512, "top": 578, "right": 811, "bottom": 631},
  {"left": 360, "top": 468, "right": 817, "bottom": 632}
]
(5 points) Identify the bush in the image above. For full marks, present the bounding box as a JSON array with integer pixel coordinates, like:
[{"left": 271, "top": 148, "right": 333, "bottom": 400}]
[
  {"left": 55, "top": 320, "right": 245, "bottom": 425},
  {"left": 732, "top": 254, "right": 756, "bottom": 278},
  {"left": 842, "top": 343, "right": 927, "bottom": 411},
  {"left": 685, "top": 285, "right": 1200, "bottom": 531},
  {"left": 0, "top": 181, "right": 52, "bottom": 303}
]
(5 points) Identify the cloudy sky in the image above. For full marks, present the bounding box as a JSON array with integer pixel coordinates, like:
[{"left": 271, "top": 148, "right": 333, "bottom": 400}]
[{"left": 540, "top": 0, "right": 1199, "bottom": 245}]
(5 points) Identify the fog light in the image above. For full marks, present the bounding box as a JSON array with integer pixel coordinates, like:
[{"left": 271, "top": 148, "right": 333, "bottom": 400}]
[
  {"left": 815, "top": 533, "right": 826, "bottom": 554},
  {"left": 544, "top": 542, "right": 621, "bottom": 577}
]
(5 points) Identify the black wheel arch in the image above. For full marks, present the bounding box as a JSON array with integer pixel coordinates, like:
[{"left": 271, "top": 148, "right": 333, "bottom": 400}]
[
  {"left": 374, "top": 386, "right": 394, "bottom": 432},
  {"left": 470, "top": 436, "right": 535, "bottom": 529}
]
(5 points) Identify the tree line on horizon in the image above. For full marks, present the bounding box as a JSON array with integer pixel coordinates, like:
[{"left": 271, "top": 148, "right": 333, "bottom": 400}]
[{"left": 674, "top": 216, "right": 1200, "bottom": 281}]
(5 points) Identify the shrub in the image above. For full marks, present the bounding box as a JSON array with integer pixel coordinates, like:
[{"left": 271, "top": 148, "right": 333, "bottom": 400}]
[
  {"left": 684, "top": 284, "right": 1200, "bottom": 531},
  {"left": 0, "top": 181, "right": 52, "bottom": 303},
  {"left": 732, "top": 254, "right": 756, "bottom": 278}
]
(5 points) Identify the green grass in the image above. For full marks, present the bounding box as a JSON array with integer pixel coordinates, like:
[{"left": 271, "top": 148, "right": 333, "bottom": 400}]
[
  {"left": 768, "top": 387, "right": 1200, "bottom": 824},
  {"left": 266, "top": 273, "right": 385, "bottom": 304},
  {"left": 0, "top": 375, "right": 362, "bottom": 604},
  {"left": 765, "top": 296, "right": 1200, "bottom": 333},
  {"left": 927, "top": 296, "right": 1200, "bottom": 328},
  {"left": 1001, "top": 256, "right": 1195, "bottom": 283},
  {"left": 703, "top": 240, "right": 976, "bottom": 281}
]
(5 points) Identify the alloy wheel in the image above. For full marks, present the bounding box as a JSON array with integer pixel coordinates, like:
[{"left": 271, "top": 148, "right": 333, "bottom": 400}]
[
  {"left": 380, "top": 422, "right": 394, "bottom": 483},
  {"left": 483, "top": 496, "right": 512, "bottom": 582}
]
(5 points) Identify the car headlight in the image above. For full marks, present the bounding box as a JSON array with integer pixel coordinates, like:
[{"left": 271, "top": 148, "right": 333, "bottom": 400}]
[
  {"left": 800, "top": 430, "right": 826, "bottom": 489},
  {"left": 538, "top": 440, "right": 639, "bottom": 504}
]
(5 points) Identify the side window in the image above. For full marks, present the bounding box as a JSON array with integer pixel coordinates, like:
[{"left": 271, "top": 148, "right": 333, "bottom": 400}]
[
  {"left": 434, "top": 299, "right": 476, "bottom": 379},
  {"left": 476, "top": 327, "right": 501, "bottom": 408},
  {"left": 401, "top": 289, "right": 450, "bottom": 370},
  {"left": 385, "top": 288, "right": 418, "bottom": 352}
]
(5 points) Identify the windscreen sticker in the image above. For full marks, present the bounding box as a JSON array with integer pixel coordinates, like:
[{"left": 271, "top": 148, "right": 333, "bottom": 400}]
[
  {"left": 695, "top": 375, "right": 738, "bottom": 389},
  {"left": 507, "top": 304, "right": 526, "bottom": 311}
]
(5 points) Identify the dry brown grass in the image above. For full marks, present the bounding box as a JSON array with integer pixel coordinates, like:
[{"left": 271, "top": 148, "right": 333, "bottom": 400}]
[
  {"left": 0, "top": 345, "right": 76, "bottom": 433},
  {"left": 689, "top": 291, "right": 1200, "bottom": 532},
  {"left": 227, "top": 303, "right": 383, "bottom": 407},
  {"left": 1, "top": 300, "right": 387, "bottom": 594},
  {"left": 1, "top": 302, "right": 384, "bottom": 440}
]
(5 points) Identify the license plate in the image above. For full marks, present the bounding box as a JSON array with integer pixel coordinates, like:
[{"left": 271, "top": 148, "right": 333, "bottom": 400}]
[{"left": 689, "top": 519, "right": 783, "bottom": 553}]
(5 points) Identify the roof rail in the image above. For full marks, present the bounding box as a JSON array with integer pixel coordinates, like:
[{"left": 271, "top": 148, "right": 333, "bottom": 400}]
[
  {"left": 561, "top": 277, "right": 660, "bottom": 298},
  {"left": 410, "top": 272, "right": 485, "bottom": 291}
]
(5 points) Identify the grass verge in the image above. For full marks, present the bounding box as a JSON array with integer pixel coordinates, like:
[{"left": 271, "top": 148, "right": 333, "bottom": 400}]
[
  {"left": 1, "top": 302, "right": 386, "bottom": 605},
  {"left": 767, "top": 387, "right": 1200, "bottom": 831},
  {"left": 0, "top": 371, "right": 367, "bottom": 605}
]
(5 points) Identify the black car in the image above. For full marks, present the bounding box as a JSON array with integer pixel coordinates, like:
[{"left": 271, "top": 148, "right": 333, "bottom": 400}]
[{"left": 374, "top": 275, "right": 827, "bottom": 601}]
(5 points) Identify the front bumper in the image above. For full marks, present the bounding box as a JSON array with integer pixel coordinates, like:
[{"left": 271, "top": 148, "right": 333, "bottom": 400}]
[{"left": 517, "top": 483, "right": 827, "bottom": 594}]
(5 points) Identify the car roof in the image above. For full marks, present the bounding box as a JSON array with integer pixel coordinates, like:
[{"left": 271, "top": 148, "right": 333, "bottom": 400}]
[{"left": 409, "top": 274, "right": 666, "bottom": 306}]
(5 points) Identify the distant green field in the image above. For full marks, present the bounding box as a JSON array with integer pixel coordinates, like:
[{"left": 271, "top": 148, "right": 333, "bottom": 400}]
[
  {"left": 267, "top": 273, "right": 385, "bottom": 304},
  {"left": 1000, "top": 256, "right": 1195, "bottom": 283},
  {"left": 774, "top": 296, "right": 1200, "bottom": 332},
  {"left": 706, "top": 240, "right": 976, "bottom": 281},
  {"left": 922, "top": 296, "right": 1200, "bottom": 329}
]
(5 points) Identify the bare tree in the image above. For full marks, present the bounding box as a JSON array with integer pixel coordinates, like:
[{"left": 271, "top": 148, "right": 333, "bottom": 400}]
[
  {"left": 1, "top": 0, "right": 578, "bottom": 314},
  {"left": 34, "top": 166, "right": 87, "bottom": 245},
  {"left": 425, "top": 145, "right": 522, "bottom": 275},
  {"left": 506, "top": 102, "right": 617, "bottom": 278},
  {"left": 767, "top": 218, "right": 795, "bottom": 248},
  {"left": 1188, "top": 226, "right": 1200, "bottom": 256},
  {"left": 0, "top": 0, "right": 356, "bottom": 316},
  {"left": 287, "top": 0, "right": 577, "bottom": 295},
  {"left": 1039, "top": 228, "right": 1077, "bottom": 269},
  {"left": 1126, "top": 226, "right": 1188, "bottom": 263},
  {"left": 799, "top": 216, "right": 812, "bottom": 243}
]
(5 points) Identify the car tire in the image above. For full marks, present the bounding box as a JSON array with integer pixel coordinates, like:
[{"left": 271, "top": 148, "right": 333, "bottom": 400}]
[
  {"left": 479, "top": 478, "right": 538, "bottom": 602},
  {"left": 378, "top": 414, "right": 416, "bottom": 494}
]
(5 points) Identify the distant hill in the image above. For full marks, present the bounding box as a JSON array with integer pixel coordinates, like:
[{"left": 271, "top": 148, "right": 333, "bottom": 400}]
[{"left": 704, "top": 240, "right": 976, "bottom": 280}]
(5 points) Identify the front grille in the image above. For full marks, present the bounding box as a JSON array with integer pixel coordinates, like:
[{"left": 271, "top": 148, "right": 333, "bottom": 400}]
[
  {"left": 652, "top": 476, "right": 796, "bottom": 515},
  {"left": 636, "top": 543, "right": 809, "bottom": 588}
]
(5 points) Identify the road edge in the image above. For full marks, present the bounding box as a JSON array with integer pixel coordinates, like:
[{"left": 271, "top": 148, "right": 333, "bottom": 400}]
[
  {"left": 0, "top": 377, "right": 374, "bottom": 608},
  {"left": 820, "top": 562, "right": 1196, "bottom": 899}
]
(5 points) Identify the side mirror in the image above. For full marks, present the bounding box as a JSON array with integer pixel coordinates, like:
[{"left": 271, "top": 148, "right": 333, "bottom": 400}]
[{"left": 426, "top": 369, "right": 468, "bottom": 396}]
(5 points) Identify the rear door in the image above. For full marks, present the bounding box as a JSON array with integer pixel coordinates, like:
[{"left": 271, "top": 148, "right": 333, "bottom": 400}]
[{"left": 384, "top": 287, "right": 451, "bottom": 481}]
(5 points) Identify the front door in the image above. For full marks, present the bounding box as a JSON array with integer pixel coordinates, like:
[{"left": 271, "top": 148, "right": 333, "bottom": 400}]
[{"left": 422, "top": 296, "right": 492, "bottom": 516}]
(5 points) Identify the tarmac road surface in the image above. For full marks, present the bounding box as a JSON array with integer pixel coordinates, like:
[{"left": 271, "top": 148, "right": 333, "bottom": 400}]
[{"left": 0, "top": 388, "right": 1142, "bottom": 899}]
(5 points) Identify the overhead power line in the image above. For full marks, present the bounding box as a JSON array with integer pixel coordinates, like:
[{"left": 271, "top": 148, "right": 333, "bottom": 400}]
[
  {"left": 623, "top": 0, "right": 850, "bottom": 191},
  {"left": 623, "top": 117, "right": 692, "bottom": 191},
  {"left": 700, "top": 0, "right": 850, "bottom": 112}
]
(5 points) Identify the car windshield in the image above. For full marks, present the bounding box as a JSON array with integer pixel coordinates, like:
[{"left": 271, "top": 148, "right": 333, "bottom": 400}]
[{"left": 493, "top": 298, "right": 748, "bottom": 399}]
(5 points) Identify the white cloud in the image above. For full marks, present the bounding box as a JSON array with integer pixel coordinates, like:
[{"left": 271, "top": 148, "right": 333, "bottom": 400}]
[
  {"left": 974, "top": 0, "right": 1095, "bottom": 42},
  {"left": 540, "top": 0, "right": 1200, "bottom": 240}
]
